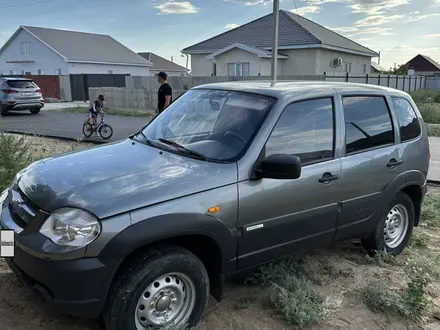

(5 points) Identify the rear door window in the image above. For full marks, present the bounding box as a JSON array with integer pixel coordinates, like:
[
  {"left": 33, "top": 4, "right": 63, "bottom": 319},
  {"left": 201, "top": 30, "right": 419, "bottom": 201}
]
[
  {"left": 6, "top": 80, "right": 37, "bottom": 89},
  {"left": 342, "top": 96, "right": 395, "bottom": 155},
  {"left": 391, "top": 97, "right": 421, "bottom": 141}
]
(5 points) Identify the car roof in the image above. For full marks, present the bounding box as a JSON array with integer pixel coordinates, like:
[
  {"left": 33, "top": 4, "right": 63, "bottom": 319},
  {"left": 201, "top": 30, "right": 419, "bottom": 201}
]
[
  {"left": 192, "top": 81, "right": 410, "bottom": 99},
  {"left": 0, "top": 77, "right": 33, "bottom": 81}
]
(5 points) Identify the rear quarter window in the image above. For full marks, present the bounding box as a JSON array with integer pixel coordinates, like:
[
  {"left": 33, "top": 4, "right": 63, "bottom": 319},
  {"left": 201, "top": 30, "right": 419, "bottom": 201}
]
[
  {"left": 391, "top": 97, "right": 421, "bottom": 141},
  {"left": 6, "top": 80, "right": 37, "bottom": 89}
]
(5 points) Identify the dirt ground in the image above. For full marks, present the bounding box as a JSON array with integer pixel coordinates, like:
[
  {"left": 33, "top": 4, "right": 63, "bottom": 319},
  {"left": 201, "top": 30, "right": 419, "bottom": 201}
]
[{"left": 1, "top": 135, "right": 440, "bottom": 330}]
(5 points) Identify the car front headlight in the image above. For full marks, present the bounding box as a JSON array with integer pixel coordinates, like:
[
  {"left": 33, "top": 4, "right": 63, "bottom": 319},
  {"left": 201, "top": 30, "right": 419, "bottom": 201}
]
[{"left": 39, "top": 207, "right": 101, "bottom": 247}]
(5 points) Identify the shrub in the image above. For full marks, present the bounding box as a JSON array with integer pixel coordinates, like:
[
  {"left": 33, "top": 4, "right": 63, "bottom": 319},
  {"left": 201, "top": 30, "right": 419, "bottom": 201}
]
[
  {"left": 418, "top": 104, "right": 440, "bottom": 124},
  {"left": 0, "top": 133, "right": 34, "bottom": 191},
  {"left": 270, "top": 276, "right": 325, "bottom": 328},
  {"left": 421, "top": 193, "right": 440, "bottom": 227}
]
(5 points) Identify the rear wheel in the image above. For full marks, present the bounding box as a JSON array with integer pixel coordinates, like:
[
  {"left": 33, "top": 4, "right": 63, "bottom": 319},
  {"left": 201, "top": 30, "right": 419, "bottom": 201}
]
[
  {"left": 82, "top": 123, "right": 93, "bottom": 137},
  {"left": 98, "top": 124, "right": 113, "bottom": 140},
  {"left": 361, "top": 191, "right": 414, "bottom": 256},
  {"left": 103, "top": 246, "right": 209, "bottom": 330},
  {"left": 29, "top": 108, "right": 40, "bottom": 115}
]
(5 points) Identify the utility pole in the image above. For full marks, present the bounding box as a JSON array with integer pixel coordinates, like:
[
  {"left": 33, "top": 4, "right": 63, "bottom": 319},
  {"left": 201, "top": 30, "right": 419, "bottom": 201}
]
[
  {"left": 270, "top": 0, "right": 279, "bottom": 87},
  {"left": 378, "top": 51, "right": 381, "bottom": 65}
]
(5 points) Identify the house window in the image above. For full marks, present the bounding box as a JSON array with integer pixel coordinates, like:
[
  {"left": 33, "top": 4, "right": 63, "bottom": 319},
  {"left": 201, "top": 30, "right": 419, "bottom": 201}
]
[
  {"left": 9, "top": 70, "right": 15, "bottom": 75},
  {"left": 56, "top": 69, "right": 62, "bottom": 75},
  {"left": 25, "top": 71, "right": 31, "bottom": 75},
  {"left": 344, "top": 62, "right": 352, "bottom": 73},
  {"left": 227, "top": 63, "right": 250, "bottom": 77},
  {"left": 21, "top": 42, "right": 31, "bottom": 55},
  {"left": 108, "top": 70, "right": 113, "bottom": 74},
  {"left": 38, "top": 69, "right": 44, "bottom": 75}
]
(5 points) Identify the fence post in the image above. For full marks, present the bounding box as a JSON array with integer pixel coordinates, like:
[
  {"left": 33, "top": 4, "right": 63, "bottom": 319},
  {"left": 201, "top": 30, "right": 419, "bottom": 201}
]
[
  {"left": 409, "top": 75, "right": 411, "bottom": 91},
  {"left": 396, "top": 75, "right": 398, "bottom": 89},
  {"left": 345, "top": 73, "right": 348, "bottom": 82},
  {"left": 420, "top": 76, "right": 423, "bottom": 90},
  {"left": 388, "top": 74, "right": 390, "bottom": 87},
  {"left": 366, "top": 74, "right": 369, "bottom": 84},
  {"left": 378, "top": 74, "right": 380, "bottom": 86}
]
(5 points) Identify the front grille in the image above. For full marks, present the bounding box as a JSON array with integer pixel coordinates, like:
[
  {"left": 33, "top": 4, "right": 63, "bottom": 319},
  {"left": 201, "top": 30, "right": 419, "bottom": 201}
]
[{"left": 8, "top": 184, "right": 38, "bottom": 227}]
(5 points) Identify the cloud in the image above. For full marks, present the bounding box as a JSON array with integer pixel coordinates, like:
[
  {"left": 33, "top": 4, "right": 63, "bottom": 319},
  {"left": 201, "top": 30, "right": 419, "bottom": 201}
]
[
  {"left": 421, "top": 33, "right": 440, "bottom": 40},
  {"left": 350, "top": 0, "right": 409, "bottom": 15},
  {"left": 223, "top": 0, "right": 271, "bottom": 5},
  {"left": 355, "top": 14, "right": 404, "bottom": 27},
  {"left": 327, "top": 26, "right": 358, "bottom": 32},
  {"left": 225, "top": 23, "right": 240, "bottom": 29},
  {"left": 155, "top": 1, "right": 199, "bottom": 14},
  {"left": 291, "top": 5, "right": 320, "bottom": 15},
  {"left": 346, "top": 27, "right": 394, "bottom": 36},
  {"left": 406, "top": 12, "right": 440, "bottom": 22}
]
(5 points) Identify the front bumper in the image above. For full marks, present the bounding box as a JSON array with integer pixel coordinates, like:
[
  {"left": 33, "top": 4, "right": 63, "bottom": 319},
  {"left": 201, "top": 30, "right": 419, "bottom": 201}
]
[
  {"left": 1, "top": 187, "right": 118, "bottom": 318},
  {"left": 4, "top": 245, "right": 117, "bottom": 318}
]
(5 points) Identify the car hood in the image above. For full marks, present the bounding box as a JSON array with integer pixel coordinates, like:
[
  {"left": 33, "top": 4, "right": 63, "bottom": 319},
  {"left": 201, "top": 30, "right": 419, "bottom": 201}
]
[{"left": 17, "top": 139, "right": 237, "bottom": 219}]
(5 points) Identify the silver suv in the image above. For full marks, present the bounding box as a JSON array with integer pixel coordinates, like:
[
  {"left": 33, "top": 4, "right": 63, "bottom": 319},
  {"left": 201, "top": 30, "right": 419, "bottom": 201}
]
[
  {"left": 0, "top": 81, "right": 430, "bottom": 330},
  {"left": 0, "top": 77, "right": 44, "bottom": 115}
]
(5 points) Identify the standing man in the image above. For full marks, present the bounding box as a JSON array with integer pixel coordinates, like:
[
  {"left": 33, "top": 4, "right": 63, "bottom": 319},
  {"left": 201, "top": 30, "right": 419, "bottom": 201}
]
[{"left": 156, "top": 71, "right": 172, "bottom": 114}]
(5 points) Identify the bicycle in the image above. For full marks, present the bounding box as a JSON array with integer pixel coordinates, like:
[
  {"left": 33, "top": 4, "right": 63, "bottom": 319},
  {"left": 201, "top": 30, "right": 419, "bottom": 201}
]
[{"left": 82, "top": 109, "right": 114, "bottom": 140}]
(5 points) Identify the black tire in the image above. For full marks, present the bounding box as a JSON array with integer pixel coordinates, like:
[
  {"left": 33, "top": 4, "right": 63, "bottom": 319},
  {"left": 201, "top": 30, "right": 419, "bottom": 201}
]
[
  {"left": 103, "top": 246, "right": 210, "bottom": 330},
  {"left": 29, "top": 108, "right": 40, "bottom": 115},
  {"left": 82, "top": 123, "right": 93, "bottom": 138},
  {"left": 98, "top": 124, "right": 113, "bottom": 140},
  {"left": 361, "top": 191, "right": 414, "bottom": 256}
]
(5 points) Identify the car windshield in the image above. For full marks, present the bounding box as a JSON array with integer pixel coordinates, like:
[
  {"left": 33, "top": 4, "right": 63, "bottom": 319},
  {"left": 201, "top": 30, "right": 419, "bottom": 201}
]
[
  {"left": 138, "top": 89, "right": 276, "bottom": 162},
  {"left": 6, "top": 80, "right": 37, "bottom": 89}
]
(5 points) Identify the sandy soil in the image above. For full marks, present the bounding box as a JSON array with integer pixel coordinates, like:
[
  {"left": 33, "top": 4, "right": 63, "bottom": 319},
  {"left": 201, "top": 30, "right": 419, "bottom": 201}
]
[{"left": 1, "top": 136, "right": 440, "bottom": 330}]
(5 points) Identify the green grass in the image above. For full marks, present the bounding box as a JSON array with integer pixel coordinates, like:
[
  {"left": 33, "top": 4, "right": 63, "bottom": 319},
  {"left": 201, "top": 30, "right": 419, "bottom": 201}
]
[
  {"left": 408, "top": 231, "right": 429, "bottom": 248},
  {"left": 410, "top": 89, "right": 440, "bottom": 104},
  {"left": 426, "top": 123, "right": 440, "bottom": 137},
  {"left": 0, "top": 133, "right": 36, "bottom": 191},
  {"left": 421, "top": 193, "right": 440, "bottom": 227},
  {"left": 60, "top": 106, "right": 154, "bottom": 117},
  {"left": 418, "top": 103, "right": 440, "bottom": 124},
  {"left": 235, "top": 296, "right": 256, "bottom": 310},
  {"left": 243, "top": 255, "right": 339, "bottom": 327}
]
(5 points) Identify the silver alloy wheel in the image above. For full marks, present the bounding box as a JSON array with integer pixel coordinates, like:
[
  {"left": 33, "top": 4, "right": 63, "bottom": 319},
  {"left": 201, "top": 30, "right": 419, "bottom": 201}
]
[
  {"left": 135, "top": 273, "right": 196, "bottom": 329},
  {"left": 384, "top": 204, "right": 409, "bottom": 249}
]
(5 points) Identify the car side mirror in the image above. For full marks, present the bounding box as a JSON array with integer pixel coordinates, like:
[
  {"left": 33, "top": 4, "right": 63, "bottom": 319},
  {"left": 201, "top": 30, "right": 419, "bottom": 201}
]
[{"left": 254, "top": 154, "right": 301, "bottom": 180}]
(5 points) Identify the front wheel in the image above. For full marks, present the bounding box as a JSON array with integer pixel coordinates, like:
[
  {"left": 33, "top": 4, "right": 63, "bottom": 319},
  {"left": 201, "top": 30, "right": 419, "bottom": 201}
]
[
  {"left": 361, "top": 191, "right": 414, "bottom": 256},
  {"left": 103, "top": 246, "right": 209, "bottom": 330},
  {"left": 98, "top": 124, "right": 113, "bottom": 140},
  {"left": 82, "top": 123, "right": 93, "bottom": 137}
]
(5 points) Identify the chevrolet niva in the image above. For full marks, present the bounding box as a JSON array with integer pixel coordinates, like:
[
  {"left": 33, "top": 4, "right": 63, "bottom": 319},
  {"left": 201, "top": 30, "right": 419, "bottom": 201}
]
[{"left": 0, "top": 81, "right": 430, "bottom": 329}]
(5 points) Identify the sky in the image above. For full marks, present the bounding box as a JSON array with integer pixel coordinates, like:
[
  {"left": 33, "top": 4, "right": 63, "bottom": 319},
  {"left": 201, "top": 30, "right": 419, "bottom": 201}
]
[{"left": 0, "top": 0, "right": 439, "bottom": 71}]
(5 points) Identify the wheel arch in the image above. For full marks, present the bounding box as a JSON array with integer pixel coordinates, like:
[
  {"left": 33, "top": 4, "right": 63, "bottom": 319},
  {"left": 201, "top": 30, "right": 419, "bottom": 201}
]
[{"left": 99, "top": 213, "right": 238, "bottom": 302}]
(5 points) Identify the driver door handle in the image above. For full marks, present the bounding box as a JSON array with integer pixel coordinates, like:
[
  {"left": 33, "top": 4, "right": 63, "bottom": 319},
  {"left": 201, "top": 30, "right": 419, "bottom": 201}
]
[
  {"left": 318, "top": 172, "right": 339, "bottom": 183},
  {"left": 387, "top": 159, "right": 403, "bottom": 168}
]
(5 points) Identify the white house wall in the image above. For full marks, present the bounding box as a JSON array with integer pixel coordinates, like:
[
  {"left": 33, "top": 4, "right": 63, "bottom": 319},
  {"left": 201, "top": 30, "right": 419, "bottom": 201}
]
[
  {"left": 150, "top": 69, "right": 186, "bottom": 77},
  {"left": 190, "top": 54, "right": 212, "bottom": 76},
  {"left": 277, "top": 49, "right": 318, "bottom": 75},
  {"left": 68, "top": 62, "right": 150, "bottom": 75},
  {"left": 315, "top": 49, "right": 372, "bottom": 75},
  {"left": 0, "top": 29, "right": 68, "bottom": 75}
]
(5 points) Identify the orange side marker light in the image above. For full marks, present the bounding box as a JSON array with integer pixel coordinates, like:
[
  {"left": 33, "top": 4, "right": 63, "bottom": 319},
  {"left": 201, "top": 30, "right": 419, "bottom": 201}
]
[{"left": 208, "top": 206, "right": 220, "bottom": 213}]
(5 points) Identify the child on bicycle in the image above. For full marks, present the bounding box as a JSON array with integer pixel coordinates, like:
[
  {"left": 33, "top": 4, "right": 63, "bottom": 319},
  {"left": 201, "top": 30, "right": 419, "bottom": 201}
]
[{"left": 87, "top": 94, "right": 104, "bottom": 126}]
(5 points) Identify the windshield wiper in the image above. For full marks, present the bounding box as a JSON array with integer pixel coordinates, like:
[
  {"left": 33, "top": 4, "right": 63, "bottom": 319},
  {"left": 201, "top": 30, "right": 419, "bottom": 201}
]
[
  {"left": 157, "top": 138, "right": 207, "bottom": 161},
  {"left": 131, "top": 130, "right": 154, "bottom": 146}
]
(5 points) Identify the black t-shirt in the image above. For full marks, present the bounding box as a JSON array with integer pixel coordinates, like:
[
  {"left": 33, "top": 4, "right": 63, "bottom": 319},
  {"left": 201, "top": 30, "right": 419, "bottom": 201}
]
[{"left": 157, "top": 83, "right": 172, "bottom": 111}]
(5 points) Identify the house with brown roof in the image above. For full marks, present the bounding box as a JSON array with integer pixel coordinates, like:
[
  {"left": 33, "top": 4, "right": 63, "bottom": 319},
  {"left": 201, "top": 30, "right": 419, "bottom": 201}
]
[
  {"left": 138, "top": 52, "right": 188, "bottom": 77},
  {"left": 404, "top": 54, "right": 440, "bottom": 77},
  {"left": 182, "top": 10, "right": 378, "bottom": 77}
]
